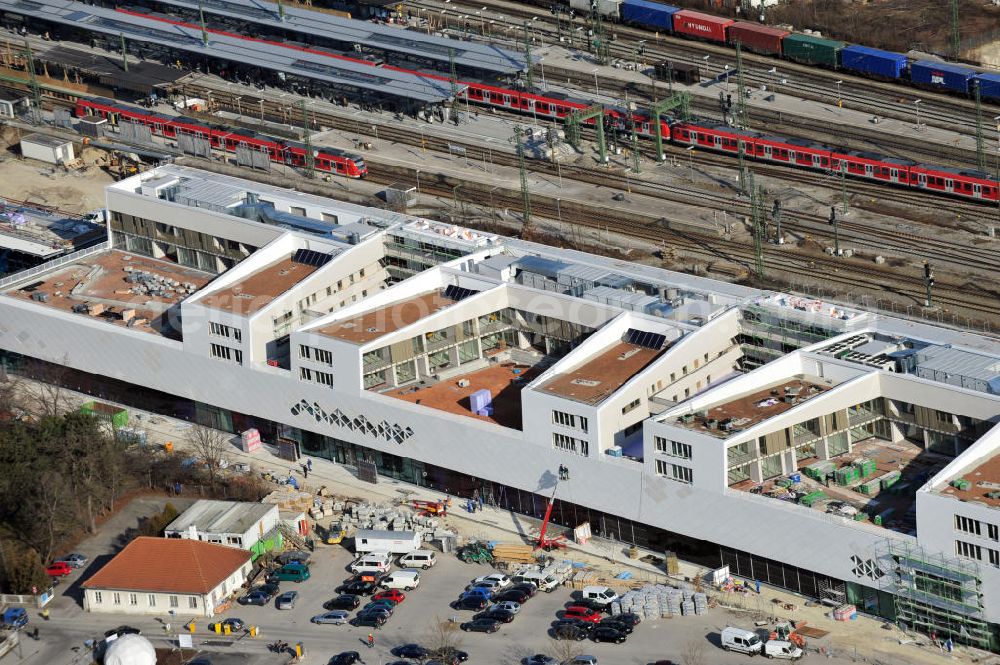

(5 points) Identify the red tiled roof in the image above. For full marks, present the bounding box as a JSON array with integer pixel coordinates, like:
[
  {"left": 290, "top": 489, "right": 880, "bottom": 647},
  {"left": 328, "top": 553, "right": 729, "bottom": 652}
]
[{"left": 83, "top": 537, "right": 250, "bottom": 594}]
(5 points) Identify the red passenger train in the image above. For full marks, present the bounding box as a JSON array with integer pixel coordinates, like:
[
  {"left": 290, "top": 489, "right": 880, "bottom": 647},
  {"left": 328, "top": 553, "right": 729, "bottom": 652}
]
[{"left": 75, "top": 97, "right": 368, "bottom": 178}]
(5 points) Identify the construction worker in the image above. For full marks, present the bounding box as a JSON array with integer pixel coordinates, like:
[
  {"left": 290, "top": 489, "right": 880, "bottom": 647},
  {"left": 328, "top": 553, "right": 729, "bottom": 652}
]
[{"left": 367, "top": 633, "right": 374, "bottom": 648}]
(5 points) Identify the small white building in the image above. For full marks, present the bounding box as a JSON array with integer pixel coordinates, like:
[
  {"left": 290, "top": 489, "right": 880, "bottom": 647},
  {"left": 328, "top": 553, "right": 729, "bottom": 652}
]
[
  {"left": 164, "top": 500, "right": 280, "bottom": 553},
  {"left": 82, "top": 536, "right": 251, "bottom": 618},
  {"left": 0, "top": 90, "right": 28, "bottom": 119},
  {"left": 20, "top": 133, "right": 74, "bottom": 165}
]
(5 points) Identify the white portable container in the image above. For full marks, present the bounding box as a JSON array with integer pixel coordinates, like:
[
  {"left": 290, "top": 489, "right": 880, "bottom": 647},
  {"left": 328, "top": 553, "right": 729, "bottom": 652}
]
[{"left": 353, "top": 529, "right": 421, "bottom": 555}]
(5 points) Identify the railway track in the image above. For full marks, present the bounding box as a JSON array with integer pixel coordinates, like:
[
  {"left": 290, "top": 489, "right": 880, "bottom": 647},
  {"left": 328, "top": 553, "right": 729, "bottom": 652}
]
[
  {"left": 407, "top": 0, "right": 998, "bottom": 136},
  {"left": 171, "top": 78, "right": 1000, "bottom": 321}
]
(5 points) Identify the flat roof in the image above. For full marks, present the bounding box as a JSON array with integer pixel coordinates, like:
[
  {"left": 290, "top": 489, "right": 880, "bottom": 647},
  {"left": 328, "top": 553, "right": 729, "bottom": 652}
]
[
  {"left": 382, "top": 361, "right": 540, "bottom": 429},
  {"left": 537, "top": 342, "right": 664, "bottom": 405},
  {"left": 674, "top": 377, "right": 828, "bottom": 438},
  {"left": 941, "top": 454, "right": 1000, "bottom": 509},
  {"left": 200, "top": 254, "right": 324, "bottom": 315},
  {"left": 317, "top": 291, "right": 456, "bottom": 344},
  {"left": 165, "top": 500, "right": 276, "bottom": 535},
  {"left": 2, "top": 249, "right": 213, "bottom": 338},
  {"left": 10, "top": 0, "right": 452, "bottom": 103},
  {"left": 22, "top": 133, "right": 71, "bottom": 149},
  {"left": 153, "top": 0, "right": 528, "bottom": 75}
]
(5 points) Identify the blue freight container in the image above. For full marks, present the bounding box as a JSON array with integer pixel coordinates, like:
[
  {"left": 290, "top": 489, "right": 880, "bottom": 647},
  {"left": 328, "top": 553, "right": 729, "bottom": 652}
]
[
  {"left": 841, "top": 45, "right": 908, "bottom": 80},
  {"left": 911, "top": 60, "right": 975, "bottom": 94},
  {"left": 621, "top": 0, "right": 680, "bottom": 31},
  {"left": 976, "top": 73, "right": 1000, "bottom": 103}
]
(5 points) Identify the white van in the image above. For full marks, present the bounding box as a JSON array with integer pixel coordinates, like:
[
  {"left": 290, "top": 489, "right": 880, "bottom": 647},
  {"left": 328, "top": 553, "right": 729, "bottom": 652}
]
[
  {"left": 582, "top": 585, "right": 619, "bottom": 607},
  {"left": 721, "top": 627, "right": 764, "bottom": 655},
  {"left": 512, "top": 571, "right": 560, "bottom": 592},
  {"left": 398, "top": 550, "right": 437, "bottom": 569},
  {"left": 764, "top": 640, "right": 803, "bottom": 660},
  {"left": 381, "top": 569, "right": 420, "bottom": 590},
  {"left": 350, "top": 552, "right": 391, "bottom": 574}
]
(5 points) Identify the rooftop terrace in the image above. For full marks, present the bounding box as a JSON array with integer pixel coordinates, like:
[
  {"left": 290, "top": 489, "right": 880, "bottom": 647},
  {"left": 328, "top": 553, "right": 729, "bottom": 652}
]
[
  {"left": 941, "top": 453, "right": 1000, "bottom": 509},
  {"left": 381, "top": 362, "right": 539, "bottom": 429},
  {"left": 537, "top": 342, "right": 665, "bottom": 405},
  {"left": 200, "top": 253, "right": 325, "bottom": 315},
  {"left": 317, "top": 291, "right": 456, "bottom": 345},
  {"left": 3, "top": 250, "right": 213, "bottom": 338},
  {"left": 674, "top": 377, "right": 829, "bottom": 438}
]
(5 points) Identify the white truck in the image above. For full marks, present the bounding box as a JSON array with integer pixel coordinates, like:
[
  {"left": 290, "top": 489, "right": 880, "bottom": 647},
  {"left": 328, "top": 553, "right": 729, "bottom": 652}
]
[
  {"left": 764, "top": 640, "right": 803, "bottom": 660},
  {"left": 353, "top": 529, "right": 421, "bottom": 555}
]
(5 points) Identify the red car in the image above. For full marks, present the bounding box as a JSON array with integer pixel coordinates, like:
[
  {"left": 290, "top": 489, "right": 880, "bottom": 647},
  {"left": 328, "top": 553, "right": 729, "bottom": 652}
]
[
  {"left": 46, "top": 562, "right": 72, "bottom": 577},
  {"left": 563, "top": 606, "right": 602, "bottom": 623},
  {"left": 373, "top": 590, "right": 405, "bottom": 604}
]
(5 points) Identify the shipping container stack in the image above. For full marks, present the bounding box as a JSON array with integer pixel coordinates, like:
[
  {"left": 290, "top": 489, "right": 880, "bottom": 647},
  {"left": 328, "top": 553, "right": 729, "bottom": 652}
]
[{"left": 727, "top": 22, "right": 789, "bottom": 56}]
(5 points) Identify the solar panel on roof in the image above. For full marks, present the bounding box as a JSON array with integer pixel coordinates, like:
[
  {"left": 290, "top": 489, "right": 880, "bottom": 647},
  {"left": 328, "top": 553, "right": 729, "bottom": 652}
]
[
  {"left": 624, "top": 328, "right": 666, "bottom": 350},
  {"left": 292, "top": 248, "right": 333, "bottom": 267},
  {"left": 443, "top": 284, "right": 478, "bottom": 301}
]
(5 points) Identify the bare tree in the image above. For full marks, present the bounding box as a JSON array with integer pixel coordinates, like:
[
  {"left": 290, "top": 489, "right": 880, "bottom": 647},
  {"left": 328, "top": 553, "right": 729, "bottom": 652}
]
[
  {"left": 547, "top": 635, "right": 585, "bottom": 664},
  {"left": 28, "top": 356, "right": 70, "bottom": 419},
  {"left": 680, "top": 637, "right": 708, "bottom": 665},
  {"left": 187, "top": 424, "right": 231, "bottom": 486},
  {"left": 423, "top": 617, "right": 464, "bottom": 663}
]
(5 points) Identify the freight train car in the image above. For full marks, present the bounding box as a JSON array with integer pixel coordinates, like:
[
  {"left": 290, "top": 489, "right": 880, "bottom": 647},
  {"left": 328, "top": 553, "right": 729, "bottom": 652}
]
[
  {"left": 727, "top": 22, "right": 788, "bottom": 56},
  {"left": 910, "top": 61, "right": 975, "bottom": 95},
  {"left": 620, "top": 0, "right": 678, "bottom": 30},
  {"left": 977, "top": 73, "right": 1000, "bottom": 103},
  {"left": 839, "top": 45, "right": 908, "bottom": 80},
  {"left": 780, "top": 34, "right": 845, "bottom": 68},
  {"left": 671, "top": 10, "right": 732, "bottom": 44}
]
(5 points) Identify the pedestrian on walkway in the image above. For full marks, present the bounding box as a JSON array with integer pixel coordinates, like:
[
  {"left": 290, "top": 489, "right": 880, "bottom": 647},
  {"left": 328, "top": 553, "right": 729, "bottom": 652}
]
[
  {"left": 302, "top": 463, "right": 309, "bottom": 479},
  {"left": 367, "top": 633, "right": 374, "bottom": 649},
  {"left": 307, "top": 458, "right": 313, "bottom": 472}
]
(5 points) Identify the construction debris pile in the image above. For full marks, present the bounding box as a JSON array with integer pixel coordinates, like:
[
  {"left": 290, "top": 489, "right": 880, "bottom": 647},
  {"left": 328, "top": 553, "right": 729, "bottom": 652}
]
[
  {"left": 612, "top": 584, "right": 710, "bottom": 619},
  {"left": 122, "top": 265, "right": 200, "bottom": 298}
]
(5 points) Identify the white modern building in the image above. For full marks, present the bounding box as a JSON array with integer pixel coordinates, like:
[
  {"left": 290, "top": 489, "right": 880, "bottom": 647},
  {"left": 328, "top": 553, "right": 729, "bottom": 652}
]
[
  {"left": 164, "top": 500, "right": 281, "bottom": 557},
  {"left": 4, "top": 165, "right": 1000, "bottom": 649}
]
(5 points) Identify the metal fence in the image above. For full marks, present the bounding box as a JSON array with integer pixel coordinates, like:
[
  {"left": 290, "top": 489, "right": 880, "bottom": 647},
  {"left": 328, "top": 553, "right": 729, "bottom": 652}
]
[{"left": 0, "top": 240, "right": 110, "bottom": 290}]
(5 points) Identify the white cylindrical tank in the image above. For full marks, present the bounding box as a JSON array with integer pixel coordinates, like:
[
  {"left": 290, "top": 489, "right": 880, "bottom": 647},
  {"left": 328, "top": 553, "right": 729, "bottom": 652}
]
[{"left": 104, "top": 635, "right": 156, "bottom": 665}]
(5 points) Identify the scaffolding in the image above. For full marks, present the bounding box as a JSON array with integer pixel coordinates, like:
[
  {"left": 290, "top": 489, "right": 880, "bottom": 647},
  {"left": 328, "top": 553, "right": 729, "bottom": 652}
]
[{"left": 883, "top": 541, "right": 994, "bottom": 650}]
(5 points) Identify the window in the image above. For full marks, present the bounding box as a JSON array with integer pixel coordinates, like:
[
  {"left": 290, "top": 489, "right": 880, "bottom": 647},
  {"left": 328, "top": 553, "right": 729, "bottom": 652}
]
[
  {"left": 299, "top": 345, "right": 311, "bottom": 360},
  {"left": 655, "top": 459, "right": 668, "bottom": 476},
  {"left": 936, "top": 410, "right": 952, "bottom": 422},
  {"left": 359, "top": 268, "right": 366, "bottom": 278},
  {"left": 552, "top": 411, "right": 588, "bottom": 433},
  {"left": 94, "top": 591, "right": 102, "bottom": 603},
  {"left": 210, "top": 344, "right": 242, "bottom": 365},
  {"left": 300, "top": 367, "right": 312, "bottom": 381},
  {"left": 990, "top": 548, "right": 1000, "bottom": 568},
  {"left": 169, "top": 596, "right": 179, "bottom": 608},
  {"left": 655, "top": 437, "right": 693, "bottom": 459},
  {"left": 326, "top": 286, "right": 333, "bottom": 296},
  {"left": 209, "top": 322, "right": 241, "bottom": 341},
  {"left": 955, "top": 515, "right": 982, "bottom": 536},
  {"left": 314, "top": 370, "right": 334, "bottom": 387},
  {"left": 189, "top": 597, "right": 198, "bottom": 609},
  {"left": 670, "top": 463, "right": 693, "bottom": 484},
  {"left": 148, "top": 594, "right": 156, "bottom": 607},
  {"left": 956, "top": 540, "right": 982, "bottom": 561},
  {"left": 113, "top": 592, "right": 121, "bottom": 605},
  {"left": 553, "top": 433, "right": 589, "bottom": 456},
  {"left": 621, "top": 398, "right": 641, "bottom": 415},
  {"left": 129, "top": 593, "right": 138, "bottom": 606},
  {"left": 314, "top": 348, "right": 333, "bottom": 365},
  {"left": 989, "top": 524, "right": 999, "bottom": 541}
]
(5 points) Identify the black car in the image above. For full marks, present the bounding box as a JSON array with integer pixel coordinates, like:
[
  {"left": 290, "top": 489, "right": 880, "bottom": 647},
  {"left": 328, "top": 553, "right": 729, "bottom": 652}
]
[
  {"left": 324, "top": 594, "right": 361, "bottom": 611},
  {"left": 429, "top": 648, "right": 469, "bottom": 664},
  {"left": 104, "top": 626, "right": 141, "bottom": 638},
  {"left": 495, "top": 589, "right": 530, "bottom": 604},
  {"left": 550, "top": 622, "right": 590, "bottom": 641},
  {"left": 238, "top": 590, "right": 270, "bottom": 606},
  {"left": 351, "top": 614, "right": 386, "bottom": 628},
  {"left": 508, "top": 584, "right": 538, "bottom": 598},
  {"left": 474, "top": 608, "right": 515, "bottom": 623},
  {"left": 591, "top": 626, "right": 627, "bottom": 643},
  {"left": 569, "top": 598, "right": 609, "bottom": 612},
  {"left": 452, "top": 596, "right": 489, "bottom": 611},
  {"left": 338, "top": 580, "right": 379, "bottom": 596},
  {"left": 460, "top": 618, "right": 501, "bottom": 633},
  {"left": 599, "top": 618, "right": 634, "bottom": 634},
  {"left": 391, "top": 644, "right": 430, "bottom": 659},
  {"left": 612, "top": 612, "right": 642, "bottom": 627},
  {"left": 329, "top": 652, "right": 360, "bottom": 665}
]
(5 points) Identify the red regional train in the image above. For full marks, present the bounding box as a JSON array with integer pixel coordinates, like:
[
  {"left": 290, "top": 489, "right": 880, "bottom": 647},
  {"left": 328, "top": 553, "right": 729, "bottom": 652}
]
[
  {"left": 75, "top": 97, "right": 368, "bottom": 178},
  {"left": 91, "top": 11, "right": 1000, "bottom": 203}
]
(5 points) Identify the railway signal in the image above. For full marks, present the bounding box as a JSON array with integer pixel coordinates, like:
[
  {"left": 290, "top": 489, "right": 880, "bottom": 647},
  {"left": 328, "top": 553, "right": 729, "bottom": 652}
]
[
  {"left": 924, "top": 262, "right": 935, "bottom": 308},
  {"left": 829, "top": 206, "right": 840, "bottom": 256}
]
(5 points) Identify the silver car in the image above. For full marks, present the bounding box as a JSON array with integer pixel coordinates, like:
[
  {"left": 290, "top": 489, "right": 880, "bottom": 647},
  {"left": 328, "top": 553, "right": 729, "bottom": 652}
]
[
  {"left": 59, "top": 553, "right": 88, "bottom": 568},
  {"left": 276, "top": 591, "right": 298, "bottom": 610},
  {"left": 492, "top": 600, "right": 521, "bottom": 615},
  {"left": 310, "top": 610, "right": 350, "bottom": 625}
]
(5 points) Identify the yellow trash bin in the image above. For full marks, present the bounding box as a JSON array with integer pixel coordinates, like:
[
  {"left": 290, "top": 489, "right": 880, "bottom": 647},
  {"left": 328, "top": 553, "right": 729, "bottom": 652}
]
[{"left": 187, "top": 621, "right": 196, "bottom": 633}]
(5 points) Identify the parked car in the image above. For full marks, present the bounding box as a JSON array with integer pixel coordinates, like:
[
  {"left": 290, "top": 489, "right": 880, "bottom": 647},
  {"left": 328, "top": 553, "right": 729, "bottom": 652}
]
[
  {"left": 276, "top": 591, "right": 298, "bottom": 610},
  {"left": 259, "top": 582, "right": 280, "bottom": 597},
  {"left": 391, "top": 644, "right": 430, "bottom": 659},
  {"left": 238, "top": 590, "right": 270, "bottom": 606},
  {"left": 362, "top": 600, "right": 395, "bottom": 615},
  {"left": 473, "top": 573, "right": 511, "bottom": 588},
  {"left": 569, "top": 598, "right": 610, "bottom": 612},
  {"left": 269, "top": 565, "right": 310, "bottom": 583},
  {"left": 277, "top": 551, "right": 311, "bottom": 566},
  {"left": 508, "top": 583, "right": 538, "bottom": 598},
  {"left": 429, "top": 648, "right": 469, "bottom": 664},
  {"left": 496, "top": 589, "right": 530, "bottom": 604},
  {"left": 373, "top": 589, "right": 405, "bottom": 604},
  {"left": 525, "top": 656, "right": 558, "bottom": 665},
  {"left": 598, "top": 618, "right": 634, "bottom": 634},
  {"left": 208, "top": 618, "right": 245, "bottom": 632},
  {"left": 0, "top": 608, "right": 27, "bottom": 630},
  {"left": 551, "top": 623, "right": 589, "bottom": 641},
  {"left": 357, "top": 606, "right": 392, "bottom": 620},
  {"left": 311, "top": 610, "right": 350, "bottom": 625},
  {"left": 491, "top": 600, "right": 521, "bottom": 615},
  {"left": 351, "top": 613, "right": 386, "bottom": 628},
  {"left": 565, "top": 658, "right": 598, "bottom": 665},
  {"left": 466, "top": 579, "right": 504, "bottom": 592},
  {"left": 721, "top": 627, "right": 764, "bottom": 655},
  {"left": 763, "top": 640, "right": 804, "bottom": 660},
  {"left": 610, "top": 612, "right": 641, "bottom": 627},
  {"left": 46, "top": 562, "right": 72, "bottom": 577},
  {"left": 563, "top": 606, "right": 603, "bottom": 623},
  {"left": 475, "top": 608, "right": 515, "bottom": 623},
  {"left": 453, "top": 596, "right": 489, "bottom": 611},
  {"left": 338, "top": 580, "right": 379, "bottom": 596},
  {"left": 329, "top": 653, "right": 361, "bottom": 665},
  {"left": 591, "top": 626, "right": 627, "bottom": 643},
  {"left": 460, "top": 618, "right": 501, "bottom": 633},
  {"left": 57, "top": 553, "right": 88, "bottom": 568},
  {"left": 324, "top": 594, "right": 361, "bottom": 611},
  {"left": 461, "top": 587, "right": 493, "bottom": 600}
]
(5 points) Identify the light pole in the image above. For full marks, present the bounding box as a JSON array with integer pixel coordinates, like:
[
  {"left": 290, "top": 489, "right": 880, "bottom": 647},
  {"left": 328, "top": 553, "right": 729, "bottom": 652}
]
[
  {"left": 555, "top": 197, "right": 562, "bottom": 230},
  {"left": 685, "top": 145, "right": 694, "bottom": 178},
  {"left": 415, "top": 169, "right": 420, "bottom": 197},
  {"left": 592, "top": 68, "right": 600, "bottom": 98},
  {"left": 259, "top": 98, "right": 264, "bottom": 122},
  {"left": 234, "top": 95, "right": 242, "bottom": 118},
  {"left": 835, "top": 79, "right": 842, "bottom": 107},
  {"left": 913, "top": 99, "right": 922, "bottom": 131}
]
